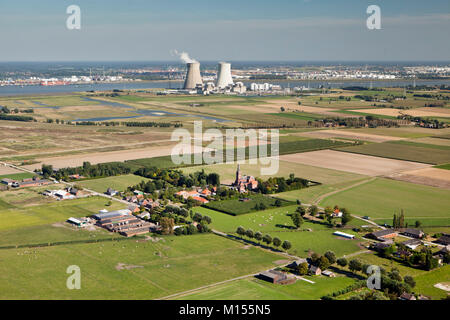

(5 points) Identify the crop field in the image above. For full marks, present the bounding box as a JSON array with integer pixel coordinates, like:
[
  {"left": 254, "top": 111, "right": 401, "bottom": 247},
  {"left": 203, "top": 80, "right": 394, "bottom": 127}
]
[
  {"left": 345, "top": 127, "right": 448, "bottom": 139},
  {"left": 338, "top": 142, "right": 450, "bottom": 165},
  {"left": 182, "top": 159, "right": 366, "bottom": 185},
  {"left": 176, "top": 276, "right": 356, "bottom": 300},
  {"left": 320, "top": 178, "right": 450, "bottom": 226},
  {"left": 78, "top": 174, "right": 150, "bottom": 193},
  {"left": 0, "top": 234, "right": 282, "bottom": 299},
  {"left": 195, "top": 206, "right": 362, "bottom": 257},
  {"left": 388, "top": 167, "right": 450, "bottom": 189},
  {"left": 0, "top": 196, "right": 125, "bottom": 231},
  {"left": 203, "top": 195, "right": 294, "bottom": 216},
  {"left": 295, "top": 129, "right": 404, "bottom": 143},
  {"left": 280, "top": 150, "right": 429, "bottom": 176}
]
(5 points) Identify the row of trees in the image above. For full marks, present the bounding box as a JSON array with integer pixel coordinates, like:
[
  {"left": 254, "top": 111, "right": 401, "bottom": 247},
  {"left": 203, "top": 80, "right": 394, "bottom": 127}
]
[
  {"left": 256, "top": 173, "right": 309, "bottom": 194},
  {"left": 236, "top": 226, "right": 292, "bottom": 251}
]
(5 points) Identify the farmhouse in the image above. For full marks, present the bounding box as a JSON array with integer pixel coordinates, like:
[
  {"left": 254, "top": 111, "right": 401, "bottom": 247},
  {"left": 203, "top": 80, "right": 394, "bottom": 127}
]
[
  {"left": 12, "top": 177, "right": 52, "bottom": 188},
  {"left": 258, "top": 270, "right": 296, "bottom": 285},
  {"left": 309, "top": 265, "right": 321, "bottom": 276},
  {"left": 433, "top": 245, "right": 450, "bottom": 261},
  {"left": 93, "top": 209, "right": 154, "bottom": 237},
  {"left": 401, "top": 228, "right": 424, "bottom": 239},
  {"left": 106, "top": 188, "right": 118, "bottom": 196},
  {"left": 370, "top": 242, "right": 393, "bottom": 253},
  {"left": 368, "top": 229, "right": 398, "bottom": 241}
]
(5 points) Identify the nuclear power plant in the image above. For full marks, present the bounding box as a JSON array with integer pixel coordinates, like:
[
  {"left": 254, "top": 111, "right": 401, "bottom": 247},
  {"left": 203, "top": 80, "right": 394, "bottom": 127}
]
[
  {"left": 183, "top": 62, "right": 203, "bottom": 90},
  {"left": 216, "top": 62, "right": 234, "bottom": 89},
  {"left": 174, "top": 59, "right": 246, "bottom": 95}
]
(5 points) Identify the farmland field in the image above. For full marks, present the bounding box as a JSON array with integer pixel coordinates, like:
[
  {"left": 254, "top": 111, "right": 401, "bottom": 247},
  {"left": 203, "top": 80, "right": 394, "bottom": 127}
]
[
  {"left": 0, "top": 234, "right": 283, "bottom": 299},
  {"left": 279, "top": 150, "right": 429, "bottom": 176},
  {"left": 337, "top": 142, "right": 450, "bottom": 165},
  {"left": 320, "top": 178, "right": 450, "bottom": 226},
  {"left": 176, "top": 276, "right": 356, "bottom": 300},
  {"left": 78, "top": 174, "right": 150, "bottom": 193}
]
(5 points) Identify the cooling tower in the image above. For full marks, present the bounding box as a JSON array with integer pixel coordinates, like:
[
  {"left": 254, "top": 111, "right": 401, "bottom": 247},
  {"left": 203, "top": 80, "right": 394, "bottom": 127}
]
[
  {"left": 183, "top": 62, "right": 203, "bottom": 90},
  {"left": 216, "top": 62, "right": 234, "bottom": 89}
]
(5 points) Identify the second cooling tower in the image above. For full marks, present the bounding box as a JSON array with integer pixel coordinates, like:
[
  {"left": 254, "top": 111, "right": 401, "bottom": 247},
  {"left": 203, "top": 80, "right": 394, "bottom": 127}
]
[
  {"left": 216, "top": 62, "right": 234, "bottom": 89},
  {"left": 183, "top": 62, "right": 203, "bottom": 90}
]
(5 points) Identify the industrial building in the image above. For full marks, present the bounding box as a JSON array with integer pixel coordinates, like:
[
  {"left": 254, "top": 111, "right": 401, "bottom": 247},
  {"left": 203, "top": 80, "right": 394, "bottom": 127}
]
[{"left": 183, "top": 62, "right": 203, "bottom": 90}]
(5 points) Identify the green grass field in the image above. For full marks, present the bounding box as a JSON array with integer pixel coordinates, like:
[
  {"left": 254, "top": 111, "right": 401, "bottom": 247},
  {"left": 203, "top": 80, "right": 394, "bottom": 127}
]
[
  {"left": 203, "top": 195, "right": 294, "bottom": 216},
  {"left": 78, "top": 174, "right": 150, "bottom": 193},
  {"left": 0, "top": 172, "right": 36, "bottom": 180},
  {"left": 0, "top": 223, "right": 122, "bottom": 248},
  {"left": 0, "top": 234, "right": 283, "bottom": 299},
  {"left": 176, "top": 276, "right": 356, "bottom": 300},
  {"left": 434, "top": 163, "right": 450, "bottom": 170},
  {"left": 320, "top": 178, "right": 450, "bottom": 226},
  {"left": 195, "top": 206, "right": 362, "bottom": 257},
  {"left": 338, "top": 142, "right": 450, "bottom": 164},
  {"left": 0, "top": 196, "right": 125, "bottom": 231}
]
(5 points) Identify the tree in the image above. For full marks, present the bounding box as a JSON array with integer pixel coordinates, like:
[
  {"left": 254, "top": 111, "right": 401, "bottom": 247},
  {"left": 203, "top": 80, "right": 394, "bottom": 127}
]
[
  {"left": 415, "top": 220, "right": 422, "bottom": 228},
  {"left": 255, "top": 231, "right": 263, "bottom": 242},
  {"left": 324, "top": 251, "right": 336, "bottom": 265},
  {"left": 41, "top": 164, "right": 53, "bottom": 178},
  {"left": 193, "top": 212, "right": 203, "bottom": 223},
  {"left": 324, "top": 206, "right": 333, "bottom": 216},
  {"left": 236, "top": 226, "right": 245, "bottom": 236},
  {"left": 296, "top": 206, "right": 306, "bottom": 216},
  {"left": 282, "top": 240, "right": 292, "bottom": 251},
  {"left": 337, "top": 258, "right": 348, "bottom": 267},
  {"left": 291, "top": 212, "right": 303, "bottom": 229},
  {"left": 274, "top": 199, "right": 282, "bottom": 207},
  {"left": 201, "top": 215, "right": 212, "bottom": 225},
  {"left": 263, "top": 234, "right": 272, "bottom": 245},
  {"left": 404, "top": 275, "right": 416, "bottom": 288},
  {"left": 349, "top": 259, "right": 362, "bottom": 273},
  {"left": 297, "top": 262, "right": 309, "bottom": 275},
  {"left": 310, "top": 252, "right": 320, "bottom": 265},
  {"left": 341, "top": 208, "right": 353, "bottom": 226},
  {"left": 206, "top": 173, "right": 220, "bottom": 186},
  {"left": 318, "top": 256, "right": 330, "bottom": 270},
  {"left": 272, "top": 237, "right": 281, "bottom": 248},
  {"left": 245, "top": 229, "right": 254, "bottom": 239},
  {"left": 309, "top": 205, "right": 318, "bottom": 216},
  {"left": 160, "top": 217, "right": 174, "bottom": 235}
]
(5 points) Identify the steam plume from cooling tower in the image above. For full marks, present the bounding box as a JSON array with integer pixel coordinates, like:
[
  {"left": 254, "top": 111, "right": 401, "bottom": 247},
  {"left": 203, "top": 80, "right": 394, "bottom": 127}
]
[{"left": 171, "top": 49, "right": 198, "bottom": 64}]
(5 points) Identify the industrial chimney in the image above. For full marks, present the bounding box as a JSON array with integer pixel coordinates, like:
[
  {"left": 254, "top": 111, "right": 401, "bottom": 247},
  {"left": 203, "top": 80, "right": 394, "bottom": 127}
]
[
  {"left": 216, "top": 62, "right": 234, "bottom": 89},
  {"left": 183, "top": 62, "right": 203, "bottom": 90}
]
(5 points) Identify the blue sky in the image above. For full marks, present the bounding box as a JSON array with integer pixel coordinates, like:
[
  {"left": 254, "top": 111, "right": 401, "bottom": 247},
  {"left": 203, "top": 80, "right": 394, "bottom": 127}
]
[{"left": 0, "top": 0, "right": 449, "bottom": 61}]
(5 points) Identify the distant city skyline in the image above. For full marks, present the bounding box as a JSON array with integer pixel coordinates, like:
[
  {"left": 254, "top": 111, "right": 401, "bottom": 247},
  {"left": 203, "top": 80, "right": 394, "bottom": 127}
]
[{"left": 0, "top": 0, "right": 449, "bottom": 62}]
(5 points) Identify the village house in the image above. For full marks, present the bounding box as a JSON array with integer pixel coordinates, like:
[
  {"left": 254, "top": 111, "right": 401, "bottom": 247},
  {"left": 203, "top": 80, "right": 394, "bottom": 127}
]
[
  {"left": 106, "top": 188, "right": 118, "bottom": 196},
  {"left": 401, "top": 238, "right": 422, "bottom": 250}
]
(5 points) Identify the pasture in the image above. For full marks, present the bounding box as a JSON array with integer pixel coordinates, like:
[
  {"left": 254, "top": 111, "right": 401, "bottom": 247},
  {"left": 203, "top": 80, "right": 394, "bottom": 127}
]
[
  {"left": 195, "top": 206, "right": 362, "bottom": 257},
  {"left": 176, "top": 276, "right": 356, "bottom": 300},
  {"left": 0, "top": 196, "right": 125, "bottom": 231},
  {"left": 0, "top": 234, "right": 282, "bottom": 299},
  {"left": 320, "top": 178, "right": 450, "bottom": 226}
]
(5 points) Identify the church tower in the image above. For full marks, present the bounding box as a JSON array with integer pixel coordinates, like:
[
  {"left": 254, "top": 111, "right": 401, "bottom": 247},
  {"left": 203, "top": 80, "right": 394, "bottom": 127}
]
[{"left": 235, "top": 164, "right": 242, "bottom": 185}]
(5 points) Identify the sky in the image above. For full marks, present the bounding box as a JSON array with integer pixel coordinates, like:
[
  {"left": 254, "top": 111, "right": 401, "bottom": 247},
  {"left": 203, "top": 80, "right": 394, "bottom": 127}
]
[{"left": 0, "top": 0, "right": 449, "bottom": 62}]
